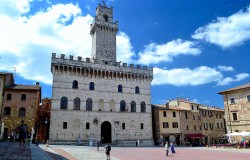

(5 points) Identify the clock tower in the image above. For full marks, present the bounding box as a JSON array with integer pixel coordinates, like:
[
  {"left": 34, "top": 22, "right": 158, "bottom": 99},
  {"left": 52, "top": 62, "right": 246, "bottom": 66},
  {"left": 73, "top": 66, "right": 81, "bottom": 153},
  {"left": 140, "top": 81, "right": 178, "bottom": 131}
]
[{"left": 90, "top": 2, "right": 118, "bottom": 63}]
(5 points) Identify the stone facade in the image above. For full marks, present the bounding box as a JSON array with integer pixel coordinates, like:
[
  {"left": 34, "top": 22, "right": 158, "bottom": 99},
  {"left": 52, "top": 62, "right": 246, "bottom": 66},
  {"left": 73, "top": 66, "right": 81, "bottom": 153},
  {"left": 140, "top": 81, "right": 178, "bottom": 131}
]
[
  {"left": 49, "top": 3, "right": 154, "bottom": 146},
  {"left": 1, "top": 82, "right": 41, "bottom": 139},
  {"left": 218, "top": 83, "right": 250, "bottom": 133},
  {"left": 152, "top": 98, "right": 225, "bottom": 146}
]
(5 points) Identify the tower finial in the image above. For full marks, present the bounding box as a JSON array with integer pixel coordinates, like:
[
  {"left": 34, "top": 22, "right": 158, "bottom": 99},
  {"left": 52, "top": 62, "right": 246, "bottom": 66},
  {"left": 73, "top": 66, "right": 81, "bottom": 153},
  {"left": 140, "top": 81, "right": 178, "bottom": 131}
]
[{"left": 102, "top": 0, "right": 106, "bottom": 6}]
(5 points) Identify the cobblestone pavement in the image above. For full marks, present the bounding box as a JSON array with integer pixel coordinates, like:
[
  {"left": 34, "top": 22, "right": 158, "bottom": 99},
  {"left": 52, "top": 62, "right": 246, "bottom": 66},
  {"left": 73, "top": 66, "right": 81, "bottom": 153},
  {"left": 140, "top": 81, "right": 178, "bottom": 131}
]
[
  {"left": 0, "top": 142, "right": 31, "bottom": 160},
  {"left": 39, "top": 145, "right": 250, "bottom": 160},
  {"left": 1, "top": 142, "right": 250, "bottom": 160}
]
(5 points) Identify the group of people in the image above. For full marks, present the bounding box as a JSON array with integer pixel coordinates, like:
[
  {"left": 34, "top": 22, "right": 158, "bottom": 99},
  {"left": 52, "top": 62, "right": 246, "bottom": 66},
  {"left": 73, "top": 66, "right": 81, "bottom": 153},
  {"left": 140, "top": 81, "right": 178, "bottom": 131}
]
[{"left": 165, "top": 142, "right": 176, "bottom": 156}]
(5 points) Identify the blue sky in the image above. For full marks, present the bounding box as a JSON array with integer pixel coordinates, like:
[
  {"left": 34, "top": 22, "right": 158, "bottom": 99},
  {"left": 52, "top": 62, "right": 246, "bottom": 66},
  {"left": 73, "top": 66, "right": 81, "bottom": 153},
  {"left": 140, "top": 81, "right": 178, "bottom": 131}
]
[{"left": 0, "top": 0, "right": 250, "bottom": 108}]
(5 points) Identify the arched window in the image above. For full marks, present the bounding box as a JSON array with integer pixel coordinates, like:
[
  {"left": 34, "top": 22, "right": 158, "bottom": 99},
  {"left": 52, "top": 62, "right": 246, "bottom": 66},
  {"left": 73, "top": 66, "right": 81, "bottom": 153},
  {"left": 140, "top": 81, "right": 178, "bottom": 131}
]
[
  {"left": 72, "top": 80, "right": 78, "bottom": 89},
  {"left": 98, "top": 99, "right": 104, "bottom": 111},
  {"left": 89, "top": 82, "right": 95, "bottom": 90},
  {"left": 135, "top": 86, "right": 140, "bottom": 94},
  {"left": 131, "top": 101, "right": 136, "bottom": 112},
  {"left": 86, "top": 98, "right": 92, "bottom": 111},
  {"left": 103, "top": 14, "right": 108, "bottom": 22},
  {"left": 3, "top": 107, "right": 11, "bottom": 115},
  {"left": 140, "top": 101, "right": 146, "bottom": 113},
  {"left": 73, "top": 97, "right": 80, "bottom": 110},
  {"left": 60, "top": 97, "right": 68, "bottom": 109},
  {"left": 118, "top": 85, "right": 123, "bottom": 93},
  {"left": 19, "top": 108, "right": 26, "bottom": 117},
  {"left": 120, "top": 100, "right": 126, "bottom": 112}
]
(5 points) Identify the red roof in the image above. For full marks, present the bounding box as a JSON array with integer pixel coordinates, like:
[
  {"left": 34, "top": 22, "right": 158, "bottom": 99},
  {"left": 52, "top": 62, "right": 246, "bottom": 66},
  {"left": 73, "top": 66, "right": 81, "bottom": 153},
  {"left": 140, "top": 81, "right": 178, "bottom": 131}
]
[{"left": 5, "top": 84, "right": 41, "bottom": 90}]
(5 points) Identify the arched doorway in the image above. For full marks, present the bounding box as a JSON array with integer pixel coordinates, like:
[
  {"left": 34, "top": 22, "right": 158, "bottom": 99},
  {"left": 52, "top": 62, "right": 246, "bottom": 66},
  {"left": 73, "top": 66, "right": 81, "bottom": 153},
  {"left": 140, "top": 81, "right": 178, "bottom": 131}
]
[{"left": 101, "top": 121, "right": 112, "bottom": 143}]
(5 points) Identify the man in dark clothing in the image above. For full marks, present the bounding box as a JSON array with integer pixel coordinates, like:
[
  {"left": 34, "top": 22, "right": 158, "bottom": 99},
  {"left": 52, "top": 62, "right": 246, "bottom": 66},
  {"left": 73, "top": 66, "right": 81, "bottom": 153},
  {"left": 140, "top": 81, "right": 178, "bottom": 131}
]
[
  {"left": 18, "top": 120, "right": 28, "bottom": 147},
  {"left": 105, "top": 144, "right": 111, "bottom": 160}
]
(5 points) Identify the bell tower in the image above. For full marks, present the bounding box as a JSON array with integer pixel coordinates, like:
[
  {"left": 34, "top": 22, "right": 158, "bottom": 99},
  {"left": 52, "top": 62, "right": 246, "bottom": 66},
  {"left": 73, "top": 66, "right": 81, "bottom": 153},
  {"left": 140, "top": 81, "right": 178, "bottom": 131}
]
[{"left": 90, "top": 2, "right": 118, "bottom": 63}]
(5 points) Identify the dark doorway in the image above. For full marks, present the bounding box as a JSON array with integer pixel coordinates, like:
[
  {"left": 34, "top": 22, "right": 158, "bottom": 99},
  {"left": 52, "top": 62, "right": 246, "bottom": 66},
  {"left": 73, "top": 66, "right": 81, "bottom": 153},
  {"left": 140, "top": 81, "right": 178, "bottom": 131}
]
[{"left": 101, "top": 121, "right": 112, "bottom": 143}]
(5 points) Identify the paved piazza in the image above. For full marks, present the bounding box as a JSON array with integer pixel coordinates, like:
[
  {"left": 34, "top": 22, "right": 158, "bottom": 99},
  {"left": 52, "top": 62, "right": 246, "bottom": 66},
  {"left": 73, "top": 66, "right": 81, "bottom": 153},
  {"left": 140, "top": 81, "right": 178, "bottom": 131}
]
[{"left": 39, "top": 144, "right": 250, "bottom": 160}]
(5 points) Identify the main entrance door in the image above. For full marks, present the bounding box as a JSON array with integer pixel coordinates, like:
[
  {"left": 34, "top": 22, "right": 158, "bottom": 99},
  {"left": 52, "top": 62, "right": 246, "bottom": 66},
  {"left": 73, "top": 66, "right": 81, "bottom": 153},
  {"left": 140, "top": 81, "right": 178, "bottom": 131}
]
[{"left": 101, "top": 121, "right": 112, "bottom": 143}]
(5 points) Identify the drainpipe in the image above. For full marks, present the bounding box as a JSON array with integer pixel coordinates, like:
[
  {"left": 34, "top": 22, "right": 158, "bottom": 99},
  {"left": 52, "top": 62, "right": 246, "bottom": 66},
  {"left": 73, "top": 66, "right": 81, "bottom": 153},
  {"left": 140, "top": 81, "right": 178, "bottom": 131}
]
[{"left": 225, "top": 94, "right": 232, "bottom": 133}]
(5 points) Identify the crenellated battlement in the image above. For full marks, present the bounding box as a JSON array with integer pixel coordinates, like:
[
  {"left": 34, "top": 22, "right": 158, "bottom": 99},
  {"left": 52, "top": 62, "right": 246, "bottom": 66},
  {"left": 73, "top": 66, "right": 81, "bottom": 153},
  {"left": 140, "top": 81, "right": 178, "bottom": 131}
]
[
  {"left": 51, "top": 53, "right": 153, "bottom": 82},
  {"left": 51, "top": 53, "right": 153, "bottom": 71}
]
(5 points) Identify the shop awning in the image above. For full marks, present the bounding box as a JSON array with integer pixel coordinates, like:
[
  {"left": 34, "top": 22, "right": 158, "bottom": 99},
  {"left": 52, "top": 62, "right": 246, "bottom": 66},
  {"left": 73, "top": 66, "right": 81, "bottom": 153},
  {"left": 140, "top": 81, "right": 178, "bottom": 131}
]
[{"left": 185, "top": 134, "right": 207, "bottom": 138}]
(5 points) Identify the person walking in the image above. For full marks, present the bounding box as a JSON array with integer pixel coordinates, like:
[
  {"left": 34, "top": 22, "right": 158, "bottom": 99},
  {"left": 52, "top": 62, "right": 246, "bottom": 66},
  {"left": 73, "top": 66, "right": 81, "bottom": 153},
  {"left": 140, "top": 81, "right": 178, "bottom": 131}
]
[
  {"left": 96, "top": 139, "right": 100, "bottom": 151},
  {"left": 137, "top": 139, "right": 140, "bottom": 147},
  {"left": 170, "top": 142, "right": 176, "bottom": 154},
  {"left": 18, "top": 120, "right": 28, "bottom": 147},
  {"left": 105, "top": 144, "right": 111, "bottom": 160},
  {"left": 165, "top": 141, "right": 169, "bottom": 156}
]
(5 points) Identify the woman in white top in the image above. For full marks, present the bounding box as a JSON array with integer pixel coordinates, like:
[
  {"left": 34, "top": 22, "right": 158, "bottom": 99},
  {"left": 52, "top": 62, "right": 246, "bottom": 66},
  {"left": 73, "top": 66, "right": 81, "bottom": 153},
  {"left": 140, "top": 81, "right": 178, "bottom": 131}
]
[{"left": 165, "top": 142, "right": 169, "bottom": 156}]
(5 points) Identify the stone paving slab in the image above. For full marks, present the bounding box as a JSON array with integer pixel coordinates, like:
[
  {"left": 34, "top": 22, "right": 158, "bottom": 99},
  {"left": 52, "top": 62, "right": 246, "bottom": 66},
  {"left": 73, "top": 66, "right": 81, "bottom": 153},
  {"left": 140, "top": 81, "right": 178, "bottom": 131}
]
[{"left": 0, "top": 142, "right": 31, "bottom": 160}]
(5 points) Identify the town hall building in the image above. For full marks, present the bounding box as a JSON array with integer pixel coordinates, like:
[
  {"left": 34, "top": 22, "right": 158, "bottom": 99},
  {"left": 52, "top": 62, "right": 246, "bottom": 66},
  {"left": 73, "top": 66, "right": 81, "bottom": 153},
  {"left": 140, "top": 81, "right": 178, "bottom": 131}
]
[{"left": 49, "top": 3, "right": 154, "bottom": 146}]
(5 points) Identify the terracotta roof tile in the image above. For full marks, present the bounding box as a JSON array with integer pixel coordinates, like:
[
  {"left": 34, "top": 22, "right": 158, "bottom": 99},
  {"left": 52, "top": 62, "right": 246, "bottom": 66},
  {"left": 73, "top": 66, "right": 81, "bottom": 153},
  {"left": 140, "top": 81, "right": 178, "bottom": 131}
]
[
  {"left": 218, "top": 83, "right": 250, "bottom": 94},
  {"left": 5, "top": 84, "right": 41, "bottom": 90}
]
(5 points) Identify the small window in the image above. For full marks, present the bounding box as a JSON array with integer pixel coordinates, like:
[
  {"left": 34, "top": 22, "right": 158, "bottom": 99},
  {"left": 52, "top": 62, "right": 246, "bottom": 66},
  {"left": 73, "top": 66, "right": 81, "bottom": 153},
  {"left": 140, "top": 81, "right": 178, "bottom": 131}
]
[
  {"left": 72, "top": 80, "right": 78, "bottom": 89},
  {"left": 210, "top": 123, "right": 213, "bottom": 130},
  {"left": 135, "top": 86, "right": 140, "bottom": 94},
  {"left": 60, "top": 97, "right": 68, "bottom": 109},
  {"left": 219, "top": 114, "right": 222, "bottom": 118},
  {"left": 200, "top": 126, "right": 202, "bottom": 130},
  {"left": 193, "top": 115, "right": 195, "bottom": 120},
  {"left": 221, "top": 123, "right": 223, "bottom": 128},
  {"left": 86, "top": 98, "right": 92, "bottom": 111},
  {"left": 163, "top": 111, "right": 167, "bottom": 117},
  {"left": 217, "top": 123, "right": 219, "bottom": 128},
  {"left": 230, "top": 98, "right": 235, "bottom": 104},
  {"left": 19, "top": 108, "right": 26, "bottom": 117},
  {"left": 191, "top": 105, "right": 194, "bottom": 110},
  {"left": 198, "top": 116, "right": 200, "bottom": 120},
  {"left": 122, "top": 123, "right": 125, "bottom": 129},
  {"left": 86, "top": 122, "right": 90, "bottom": 129},
  {"left": 232, "top": 113, "right": 237, "bottom": 121},
  {"left": 120, "top": 100, "right": 126, "bottom": 112},
  {"left": 204, "top": 123, "right": 208, "bottom": 130},
  {"left": 63, "top": 122, "right": 67, "bottom": 129},
  {"left": 3, "top": 107, "right": 11, "bottom": 116},
  {"left": 163, "top": 122, "right": 169, "bottom": 128},
  {"left": 140, "top": 101, "right": 146, "bottom": 113},
  {"left": 194, "top": 125, "right": 196, "bottom": 130},
  {"left": 172, "top": 122, "right": 178, "bottom": 128},
  {"left": 247, "top": 95, "right": 250, "bottom": 102},
  {"left": 216, "top": 114, "right": 218, "bottom": 118},
  {"left": 140, "top": 123, "right": 144, "bottom": 129},
  {"left": 7, "top": 94, "right": 11, "bottom": 100},
  {"left": 103, "top": 14, "right": 108, "bottom": 22},
  {"left": 131, "top": 101, "right": 136, "bottom": 112},
  {"left": 196, "top": 106, "right": 199, "bottom": 110},
  {"left": 186, "top": 125, "right": 189, "bottom": 130},
  {"left": 89, "top": 82, "right": 94, "bottom": 90},
  {"left": 118, "top": 85, "right": 123, "bottom": 93},
  {"left": 173, "top": 112, "right": 176, "bottom": 117},
  {"left": 21, "top": 94, "right": 26, "bottom": 100},
  {"left": 185, "top": 112, "right": 188, "bottom": 119},
  {"left": 73, "top": 97, "right": 80, "bottom": 110}
]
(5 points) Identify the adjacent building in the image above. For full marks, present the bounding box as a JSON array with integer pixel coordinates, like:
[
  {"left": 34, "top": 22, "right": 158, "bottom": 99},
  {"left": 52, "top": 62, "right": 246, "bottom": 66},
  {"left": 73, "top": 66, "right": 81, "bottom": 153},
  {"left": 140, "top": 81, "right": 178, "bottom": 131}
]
[
  {"left": 49, "top": 3, "right": 154, "bottom": 146},
  {"left": 1, "top": 81, "right": 41, "bottom": 140},
  {"left": 218, "top": 83, "right": 250, "bottom": 133},
  {"left": 152, "top": 98, "right": 225, "bottom": 146}
]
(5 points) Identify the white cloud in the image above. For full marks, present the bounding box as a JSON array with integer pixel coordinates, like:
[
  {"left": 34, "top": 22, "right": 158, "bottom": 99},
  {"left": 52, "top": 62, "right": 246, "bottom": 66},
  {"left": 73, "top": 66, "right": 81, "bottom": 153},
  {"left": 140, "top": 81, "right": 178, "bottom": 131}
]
[
  {"left": 0, "top": 1, "right": 134, "bottom": 85},
  {"left": 192, "top": 5, "right": 250, "bottom": 48},
  {"left": 152, "top": 66, "right": 223, "bottom": 86},
  {"left": 138, "top": 39, "right": 201, "bottom": 65},
  {"left": 217, "top": 65, "right": 234, "bottom": 72},
  {"left": 117, "top": 32, "right": 135, "bottom": 63},
  {"left": 217, "top": 73, "right": 249, "bottom": 86}
]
